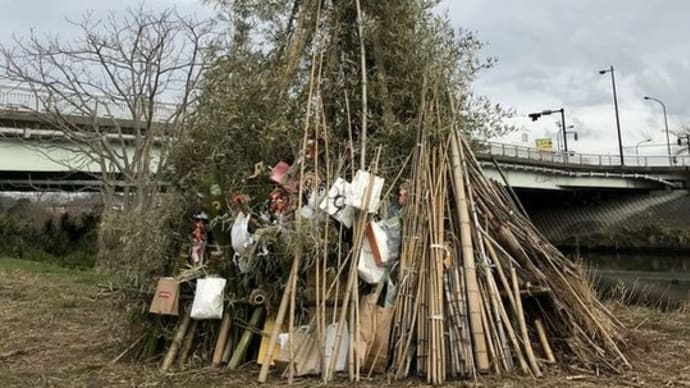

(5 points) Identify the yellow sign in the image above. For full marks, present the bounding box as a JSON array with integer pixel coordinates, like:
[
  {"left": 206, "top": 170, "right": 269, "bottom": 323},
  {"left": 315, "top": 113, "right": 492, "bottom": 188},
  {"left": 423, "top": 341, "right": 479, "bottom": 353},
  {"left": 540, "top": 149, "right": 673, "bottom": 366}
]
[{"left": 535, "top": 138, "right": 553, "bottom": 151}]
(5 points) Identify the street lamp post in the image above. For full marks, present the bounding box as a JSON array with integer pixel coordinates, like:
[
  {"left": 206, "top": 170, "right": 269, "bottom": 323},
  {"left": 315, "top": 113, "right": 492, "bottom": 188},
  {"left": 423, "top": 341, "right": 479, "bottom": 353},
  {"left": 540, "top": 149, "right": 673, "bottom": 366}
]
[
  {"left": 529, "top": 107, "right": 568, "bottom": 152},
  {"left": 599, "top": 66, "right": 624, "bottom": 165},
  {"left": 643, "top": 96, "right": 672, "bottom": 165},
  {"left": 555, "top": 123, "right": 577, "bottom": 152},
  {"left": 635, "top": 138, "right": 652, "bottom": 165}
]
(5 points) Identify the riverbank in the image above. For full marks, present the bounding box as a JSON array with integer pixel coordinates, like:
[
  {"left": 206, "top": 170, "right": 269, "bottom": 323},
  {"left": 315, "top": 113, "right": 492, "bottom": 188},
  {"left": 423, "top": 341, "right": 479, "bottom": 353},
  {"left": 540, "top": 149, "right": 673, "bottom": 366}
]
[
  {"left": 528, "top": 189, "right": 690, "bottom": 250},
  {"left": 1, "top": 257, "right": 689, "bottom": 387}
]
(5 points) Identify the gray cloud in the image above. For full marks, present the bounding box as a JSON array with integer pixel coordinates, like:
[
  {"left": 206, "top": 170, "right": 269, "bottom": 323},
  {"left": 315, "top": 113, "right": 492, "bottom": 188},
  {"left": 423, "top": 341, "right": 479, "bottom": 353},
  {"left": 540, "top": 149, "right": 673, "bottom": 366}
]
[
  {"left": 1, "top": 0, "right": 687, "bottom": 155},
  {"left": 444, "top": 0, "right": 690, "bottom": 155}
]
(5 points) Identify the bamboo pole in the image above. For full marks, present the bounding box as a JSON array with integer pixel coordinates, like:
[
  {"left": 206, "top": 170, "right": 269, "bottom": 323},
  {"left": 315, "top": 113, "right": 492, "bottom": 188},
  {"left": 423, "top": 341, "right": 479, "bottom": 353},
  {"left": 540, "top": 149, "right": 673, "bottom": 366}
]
[
  {"left": 257, "top": 247, "right": 299, "bottom": 381},
  {"left": 161, "top": 308, "right": 192, "bottom": 372},
  {"left": 213, "top": 311, "right": 233, "bottom": 367},
  {"left": 325, "top": 150, "right": 381, "bottom": 381},
  {"left": 511, "top": 267, "right": 542, "bottom": 377},
  {"left": 534, "top": 318, "right": 555, "bottom": 364},
  {"left": 178, "top": 320, "right": 198, "bottom": 368},
  {"left": 258, "top": 10, "right": 321, "bottom": 382},
  {"left": 221, "top": 332, "right": 234, "bottom": 364},
  {"left": 491, "top": 273, "right": 531, "bottom": 375},
  {"left": 229, "top": 307, "right": 265, "bottom": 370},
  {"left": 449, "top": 131, "right": 489, "bottom": 372},
  {"left": 354, "top": 0, "right": 368, "bottom": 169}
]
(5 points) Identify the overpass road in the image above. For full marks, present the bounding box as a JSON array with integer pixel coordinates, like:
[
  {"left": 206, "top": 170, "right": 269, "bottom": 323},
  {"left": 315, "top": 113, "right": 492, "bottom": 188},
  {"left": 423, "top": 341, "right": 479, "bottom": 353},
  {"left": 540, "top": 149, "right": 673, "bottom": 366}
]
[
  {"left": 0, "top": 82, "right": 687, "bottom": 192},
  {"left": 477, "top": 142, "right": 690, "bottom": 191}
]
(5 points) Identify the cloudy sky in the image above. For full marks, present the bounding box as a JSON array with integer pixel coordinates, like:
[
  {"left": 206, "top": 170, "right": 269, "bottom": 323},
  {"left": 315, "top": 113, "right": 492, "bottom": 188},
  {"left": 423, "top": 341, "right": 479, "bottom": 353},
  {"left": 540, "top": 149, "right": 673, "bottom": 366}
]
[
  {"left": 443, "top": 0, "right": 690, "bottom": 157},
  {"left": 1, "top": 0, "right": 688, "bottom": 157}
]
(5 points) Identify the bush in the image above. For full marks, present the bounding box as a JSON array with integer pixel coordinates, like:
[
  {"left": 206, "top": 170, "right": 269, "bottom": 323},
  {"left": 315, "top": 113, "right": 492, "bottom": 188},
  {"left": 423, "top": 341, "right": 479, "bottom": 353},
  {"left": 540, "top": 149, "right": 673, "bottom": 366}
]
[
  {"left": 96, "top": 192, "right": 190, "bottom": 351},
  {"left": 96, "top": 194, "right": 188, "bottom": 283},
  {"left": 0, "top": 198, "right": 98, "bottom": 269}
]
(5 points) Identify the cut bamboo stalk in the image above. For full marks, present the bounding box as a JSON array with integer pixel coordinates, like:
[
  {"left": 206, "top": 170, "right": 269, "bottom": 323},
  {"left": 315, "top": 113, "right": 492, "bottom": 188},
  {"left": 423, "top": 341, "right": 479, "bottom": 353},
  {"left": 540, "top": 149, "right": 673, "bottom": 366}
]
[
  {"left": 449, "top": 131, "right": 489, "bottom": 372},
  {"left": 178, "top": 320, "right": 198, "bottom": 368},
  {"left": 325, "top": 151, "right": 380, "bottom": 381},
  {"left": 221, "top": 331, "right": 234, "bottom": 364},
  {"left": 213, "top": 311, "right": 233, "bottom": 367},
  {"left": 478, "top": 288, "right": 499, "bottom": 374},
  {"left": 229, "top": 307, "right": 264, "bottom": 370},
  {"left": 511, "top": 267, "right": 542, "bottom": 377},
  {"left": 259, "top": 41, "right": 318, "bottom": 384},
  {"left": 354, "top": 272, "right": 361, "bottom": 381},
  {"left": 161, "top": 308, "right": 192, "bottom": 372},
  {"left": 534, "top": 318, "right": 555, "bottom": 364},
  {"left": 325, "top": 214, "right": 364, "bottom": 381},
  {"left": 258, "top": 239, "right": 301, "bottom": 382},
  {"left": 493, "top": 278, "right": 531, "bottom": 375},
  {"left": 484, "top": 236, "right": 517, "bottom": 310},
  {"left": 466, "top": 158, "right": 510, "bottom": 373}
]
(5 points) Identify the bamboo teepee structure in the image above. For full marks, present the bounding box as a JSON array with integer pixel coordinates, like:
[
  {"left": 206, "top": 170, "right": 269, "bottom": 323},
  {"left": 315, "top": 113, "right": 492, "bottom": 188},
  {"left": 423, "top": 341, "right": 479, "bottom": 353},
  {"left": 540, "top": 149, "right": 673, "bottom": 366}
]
[
  {"left": 154, "top": 2, "right": 629, "bottom": 384},
  {"left": 384, "top": 119, "right": 629, "bottom": 383}
]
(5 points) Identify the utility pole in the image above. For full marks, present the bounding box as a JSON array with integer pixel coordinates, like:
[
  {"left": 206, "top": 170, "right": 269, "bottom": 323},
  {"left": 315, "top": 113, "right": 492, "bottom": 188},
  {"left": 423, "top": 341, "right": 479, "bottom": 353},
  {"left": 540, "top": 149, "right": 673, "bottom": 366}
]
[
  {"left": 599, "top": 66, "right": 624, "bottom": 165},
  {"left": 529, "top": 108, "right": 568, "bottom": 152}
]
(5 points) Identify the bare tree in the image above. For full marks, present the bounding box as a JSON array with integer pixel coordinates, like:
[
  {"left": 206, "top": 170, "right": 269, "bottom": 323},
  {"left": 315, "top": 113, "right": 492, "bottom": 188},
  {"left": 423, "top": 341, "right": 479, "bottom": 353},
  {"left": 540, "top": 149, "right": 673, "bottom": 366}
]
[{"left": 0, "top": 7, "right": 215, "bottom": 210}]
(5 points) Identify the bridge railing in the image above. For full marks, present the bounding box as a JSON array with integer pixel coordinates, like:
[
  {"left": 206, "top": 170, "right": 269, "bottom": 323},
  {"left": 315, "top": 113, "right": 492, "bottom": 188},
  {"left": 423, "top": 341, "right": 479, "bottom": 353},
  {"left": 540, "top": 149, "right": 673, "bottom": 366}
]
[
  {"left": 0, "top": 85, "right": 178, "bottom": 121},
  {"left": 479, "top": 141, "right": 690, "bottom": 168}
]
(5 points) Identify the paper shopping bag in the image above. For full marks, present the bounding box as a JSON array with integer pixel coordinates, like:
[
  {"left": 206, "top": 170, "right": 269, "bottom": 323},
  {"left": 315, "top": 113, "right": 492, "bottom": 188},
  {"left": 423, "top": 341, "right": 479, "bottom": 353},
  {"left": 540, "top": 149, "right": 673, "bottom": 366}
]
[{"left": 149, "top": 277, "right": 180, "bottom": 316}]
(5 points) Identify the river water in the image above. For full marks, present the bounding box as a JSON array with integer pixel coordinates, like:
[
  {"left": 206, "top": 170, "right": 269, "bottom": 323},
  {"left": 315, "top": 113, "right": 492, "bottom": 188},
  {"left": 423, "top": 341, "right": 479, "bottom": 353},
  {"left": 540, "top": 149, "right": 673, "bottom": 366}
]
[{"left": 581, "top": 252, "right": 690, "bottom": 307}]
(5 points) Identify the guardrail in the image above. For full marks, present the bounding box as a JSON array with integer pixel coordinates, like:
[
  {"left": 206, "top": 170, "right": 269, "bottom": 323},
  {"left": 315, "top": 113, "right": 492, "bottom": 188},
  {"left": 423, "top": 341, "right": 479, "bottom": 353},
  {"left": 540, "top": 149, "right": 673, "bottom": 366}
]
[
  {"left": 478, "top": 141, "right": 690, "bottom": 168},
  {"left": 0, "top": 85, "right": 178, "bottom": 121}
]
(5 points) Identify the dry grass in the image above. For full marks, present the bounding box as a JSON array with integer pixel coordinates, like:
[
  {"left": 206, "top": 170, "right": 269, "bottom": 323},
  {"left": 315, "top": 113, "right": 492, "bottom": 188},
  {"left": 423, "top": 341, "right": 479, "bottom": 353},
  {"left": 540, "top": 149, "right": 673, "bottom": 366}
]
[{"left": 1, "top": 257, "right": 690, "bottom": 387}]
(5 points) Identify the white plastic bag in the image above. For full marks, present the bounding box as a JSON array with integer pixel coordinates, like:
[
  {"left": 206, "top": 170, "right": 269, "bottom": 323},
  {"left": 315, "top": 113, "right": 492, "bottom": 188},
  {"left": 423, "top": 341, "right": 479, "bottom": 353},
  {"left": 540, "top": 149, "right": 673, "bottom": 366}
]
[
  {"left": 190, "top": 277, "right": 227, "bottom": 320},
  {"left": 231, "top": 212, "right": 253, "bottom": 255},
  {"left": 300, "top": 189, "right": 325, "bottom": 219}
]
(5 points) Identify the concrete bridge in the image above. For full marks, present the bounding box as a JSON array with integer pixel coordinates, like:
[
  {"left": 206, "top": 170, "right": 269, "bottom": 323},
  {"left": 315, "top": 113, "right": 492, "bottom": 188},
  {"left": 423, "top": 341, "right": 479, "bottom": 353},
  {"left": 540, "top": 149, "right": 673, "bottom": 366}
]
[
  {"left": 1, "top": 83, "right": 688, "bottom": 192},
  {"left": 477, "top": 142, "right": 690, "bottom": 191},
  {"left": 0, "top": 86, "right": 171, "bottom": 191}
]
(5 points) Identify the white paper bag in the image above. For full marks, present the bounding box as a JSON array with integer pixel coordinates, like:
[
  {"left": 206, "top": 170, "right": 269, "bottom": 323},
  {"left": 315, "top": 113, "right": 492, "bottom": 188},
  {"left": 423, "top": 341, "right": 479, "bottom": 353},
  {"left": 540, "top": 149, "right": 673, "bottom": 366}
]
[
  {"left": 319, "top": 177, "right": 354, "bottom": 228},
  {"left": 345, "top": 170, "right": 384, "bottom": 213},
  {"left": 190, "top": 277, "right": 226, "bottom": 320}
]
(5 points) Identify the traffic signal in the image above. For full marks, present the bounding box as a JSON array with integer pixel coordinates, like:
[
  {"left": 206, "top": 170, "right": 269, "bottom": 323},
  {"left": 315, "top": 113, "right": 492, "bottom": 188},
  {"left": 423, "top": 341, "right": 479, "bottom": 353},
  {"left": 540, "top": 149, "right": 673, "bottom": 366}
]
[{"left": 528, "top": 113, "right": 541, "bottom": 121}]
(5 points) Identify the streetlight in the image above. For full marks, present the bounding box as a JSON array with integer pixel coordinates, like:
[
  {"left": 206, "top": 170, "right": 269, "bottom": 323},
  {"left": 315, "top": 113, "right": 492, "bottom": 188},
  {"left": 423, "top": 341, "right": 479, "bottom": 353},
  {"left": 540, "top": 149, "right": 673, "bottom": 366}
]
[
  {"left": 528, "top": 108, "right": 568, "bottom": 152},
  {"left": 555, "top": 122, "right": 578, "bottom": 152},
  {"left": 599, "top": 65, "right": 624, "bottom": 165},
  {"left": 643, "top": 96, "right": 672, "bottom": 165},
  {"left": 635, "top": 138, "right": 652, "bottom": 165}
]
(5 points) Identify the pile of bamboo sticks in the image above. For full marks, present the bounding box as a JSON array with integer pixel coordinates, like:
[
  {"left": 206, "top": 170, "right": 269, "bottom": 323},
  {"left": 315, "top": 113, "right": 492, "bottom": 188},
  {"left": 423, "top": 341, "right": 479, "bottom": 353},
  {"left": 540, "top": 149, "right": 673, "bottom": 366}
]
[
  {"left": 154, "top": 126, "right": 629, "bottom": 384},
  {"left": 384, "top": 126, "right": 629, "bottom": 384},
  {"left": 248, "top": 124, "right": 630, "bottom": 384},
  {"left": 154, "top": 9, "right": 628, "bottom": 377}
]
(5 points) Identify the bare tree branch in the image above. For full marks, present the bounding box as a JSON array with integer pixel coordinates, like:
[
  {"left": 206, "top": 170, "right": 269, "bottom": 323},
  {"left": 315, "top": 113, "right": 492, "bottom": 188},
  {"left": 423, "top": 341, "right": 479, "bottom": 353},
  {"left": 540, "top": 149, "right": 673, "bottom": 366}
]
[{"left": 0, "top": 7, "right": 216, "bottom": 210}]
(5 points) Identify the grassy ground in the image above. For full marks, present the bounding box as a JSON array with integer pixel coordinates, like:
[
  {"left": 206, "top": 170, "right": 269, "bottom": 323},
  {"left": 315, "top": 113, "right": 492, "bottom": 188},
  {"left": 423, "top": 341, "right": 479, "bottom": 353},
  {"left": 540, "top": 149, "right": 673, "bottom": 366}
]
[{"left": 1, "top": 257, "right": 690, "bottom": 387}]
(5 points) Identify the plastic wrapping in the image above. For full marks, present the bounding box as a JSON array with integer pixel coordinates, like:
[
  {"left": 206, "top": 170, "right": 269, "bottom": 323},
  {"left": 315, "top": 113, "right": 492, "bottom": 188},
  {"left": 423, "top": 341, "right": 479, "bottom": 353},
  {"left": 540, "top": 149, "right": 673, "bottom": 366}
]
[{"left": 190, "top": 277, "right": 227, "bottom": 320}]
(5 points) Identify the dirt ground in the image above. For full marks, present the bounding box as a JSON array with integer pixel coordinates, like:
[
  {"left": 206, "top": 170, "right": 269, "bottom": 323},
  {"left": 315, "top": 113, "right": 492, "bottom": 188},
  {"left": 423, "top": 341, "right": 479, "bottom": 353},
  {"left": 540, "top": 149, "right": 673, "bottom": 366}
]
[{"left": 2, "top": 257, "right": 690, "bottom": 388}]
